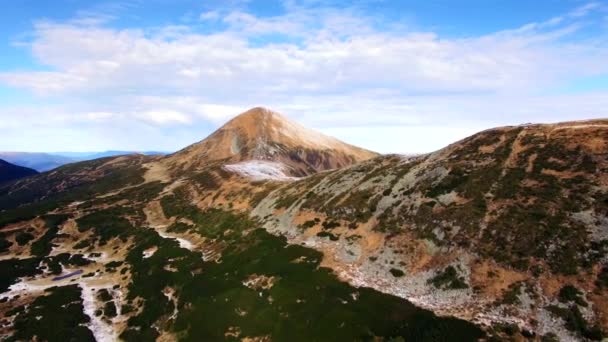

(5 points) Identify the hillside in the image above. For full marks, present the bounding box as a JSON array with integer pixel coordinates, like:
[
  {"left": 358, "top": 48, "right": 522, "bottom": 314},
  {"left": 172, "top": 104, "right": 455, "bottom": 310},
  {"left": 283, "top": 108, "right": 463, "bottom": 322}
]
[
  {"left": 0, "top": 159, "right": 38, "bottom": 183},
  {"left": 0, "top": 154, "right": 155, "bottom": 212},
  {"left": 0, "top": 111, "right": 606, "bottom": 341},
  {"left": 251, "top": 119, "right": 608, "bottom": 340}
]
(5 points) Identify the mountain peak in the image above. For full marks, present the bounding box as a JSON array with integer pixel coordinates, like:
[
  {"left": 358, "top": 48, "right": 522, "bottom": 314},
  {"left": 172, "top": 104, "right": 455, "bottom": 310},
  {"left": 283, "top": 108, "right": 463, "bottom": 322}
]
[
  {"left": 222, "top": 106, "right": 290, "bottom": 133},
  {"left": 164, "top": 107, "right": 378, "bottom": 176},
  {"left": 234, "top": 106, "right": 282, "bottom": 120},
  {"left": 222, "top": 107, "right": 343, "bottom": 150}
]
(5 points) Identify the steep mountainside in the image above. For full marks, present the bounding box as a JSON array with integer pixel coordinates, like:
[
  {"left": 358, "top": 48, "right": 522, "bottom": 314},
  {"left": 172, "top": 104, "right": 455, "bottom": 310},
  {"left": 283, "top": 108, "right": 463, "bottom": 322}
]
[
  {"left": 251, "top": 119, "right": 608, "bottom": 340},
  {"left": 163, "top": 107, "right": 378, "bottom": 177},
  {"left": 0, "top": 159, "right": 38, "bottom": 184},
  {"left": 0, "top": 112, "right": 606, "bottom": 341}
]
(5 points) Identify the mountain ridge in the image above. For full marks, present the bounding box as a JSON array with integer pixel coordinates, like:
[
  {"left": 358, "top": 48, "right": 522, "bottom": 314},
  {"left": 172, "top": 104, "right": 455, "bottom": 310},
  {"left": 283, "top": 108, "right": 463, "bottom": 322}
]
[
  {"left": 249, "top": 118, "right": 608, "bottom": 338},
  {"left": 0, "top": 111, "right": 607, "bottom": 341}
]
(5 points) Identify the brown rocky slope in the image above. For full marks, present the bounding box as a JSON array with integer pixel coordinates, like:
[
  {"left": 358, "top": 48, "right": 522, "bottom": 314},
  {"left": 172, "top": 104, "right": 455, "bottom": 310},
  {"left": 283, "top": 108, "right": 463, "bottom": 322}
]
[
  {"left": 249, "top": 119, "right": 608, "bottom": 340},
  {"left": 162, "top": 107, "right": 378, "bottom": 177}
]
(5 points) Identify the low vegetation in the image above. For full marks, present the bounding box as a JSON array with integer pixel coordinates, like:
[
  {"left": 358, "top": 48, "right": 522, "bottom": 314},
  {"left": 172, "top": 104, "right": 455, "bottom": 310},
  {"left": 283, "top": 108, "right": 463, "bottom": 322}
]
[
  {"left": 0, "top": 257, "right": 43, "bottom": 292},
  {"left": 547, "top": 305, "right": 604, "bottom": 340},
  {"left": 30, "top": 215, "right": 69, "bottom": 257},
  {"left": 6, "top": 285, "right": 95, "bottom": 342},
  {"left": 428, "top": 266, "right": 468, "bottom": 290},
  {"left": 558, "top": 285, "right": 587, "bottom": 307},
  {"left": 390, "top": 268, "right": 405, "bottom": 277}
]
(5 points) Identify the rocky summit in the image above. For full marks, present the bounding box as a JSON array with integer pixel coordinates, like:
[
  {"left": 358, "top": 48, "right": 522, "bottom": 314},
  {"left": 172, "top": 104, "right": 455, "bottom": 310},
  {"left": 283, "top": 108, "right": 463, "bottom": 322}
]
[
  {"left": 0, "top": 109, "right": 607, "bottom": 341},
  {"left": 163, "top": 107, "right": 378, "bottom": 177}
]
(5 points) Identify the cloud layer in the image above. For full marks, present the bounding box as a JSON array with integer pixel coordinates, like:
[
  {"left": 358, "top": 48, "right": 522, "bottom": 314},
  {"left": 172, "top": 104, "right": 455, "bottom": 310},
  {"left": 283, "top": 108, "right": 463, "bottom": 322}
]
[{"left": 1, "top": 1, "right": 607, "bottom": 153}]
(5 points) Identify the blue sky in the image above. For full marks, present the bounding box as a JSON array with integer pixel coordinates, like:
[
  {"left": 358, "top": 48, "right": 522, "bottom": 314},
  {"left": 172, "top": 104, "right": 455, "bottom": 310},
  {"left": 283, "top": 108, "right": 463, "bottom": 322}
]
[{"left": 1, "top": 0, "right": 607, "bottom": 153}]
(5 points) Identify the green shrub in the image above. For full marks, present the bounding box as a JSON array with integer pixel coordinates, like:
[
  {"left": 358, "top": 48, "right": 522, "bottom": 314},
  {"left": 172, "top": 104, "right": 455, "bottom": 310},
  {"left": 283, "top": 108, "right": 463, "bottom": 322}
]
[
  {"left": 558, "top": 285, "right": 587, "bottom": 307},
  {"left": 167, "top": 222, "right": 191, "bottom": 233},
  {"left": 426, "top": 168, "right": 468, "bottom": 198},
  {"left": 73, "top": 239, "right": 92, "bottom": 250},
  {"left": 30, "top": 215, "right": 69, "bottom": 257},
  {"left": 8, "top": 285, "right": 95, "bottom": 342},
  {"left": 389, "top": 268, "right": 405, "bottom": 277},
  {"left": 316, "top": 231, "right": 339, "bottom": 241},
  {"left": 0, "top": 257, "right": 42, "bottom": 292},
  {"left": 547, "top": 305, "right": 604, "bottom": 340},
  {"left": 428, "top": 266, "right": 468, "bottom": 290},
  {"left": 104, "top": 301, "right": 117, "bottom": 318},
  {"left": 541, "top": 332, "right": 560, "bottom": 342},
  {"left": 299, "top": 220, "right": 317, "bottom": 230},
  {"left": 96, "top": 289, "right": 112, "bottom": 302},
  {"left": 596, "top": 266, "right": 608, "bottom": 289},
  {"left": 15, "top": 232, "right": 35, "bottom": 246},
  {"left": 0, "top": 233, "right": 13, "bottom": 253},
  {"left": 498, "top": 282, "right": 522, "bottom": 305},
  {"left": 322, "top": 220, "right": 340, "bottom": 230},
  {"left": 76, "top": 208, "right": 133, "bottom": 245},
  {"left": 190, "top": 170, "right": 219, "bottom": 189}
]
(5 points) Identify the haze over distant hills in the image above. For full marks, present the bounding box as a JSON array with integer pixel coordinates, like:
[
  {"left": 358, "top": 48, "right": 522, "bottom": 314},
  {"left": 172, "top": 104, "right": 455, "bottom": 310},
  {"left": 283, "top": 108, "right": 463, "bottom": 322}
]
[
  {"left": 0, "top": 152, "right": 74, "bottom": 172},
  {"left": 0, "top": 151, "right": 168, "bottom": 172},
  {"left": 53, "top": 151, "right": 168, "bottom": 160}
]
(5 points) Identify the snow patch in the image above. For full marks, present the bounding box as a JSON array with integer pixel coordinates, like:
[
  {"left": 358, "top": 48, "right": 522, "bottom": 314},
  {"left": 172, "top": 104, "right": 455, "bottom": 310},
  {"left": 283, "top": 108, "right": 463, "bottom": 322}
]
[
  {"left": 80, "top": 283, "right": 117, "bottom": 342},
  {"left": 0, "top": 280, "right": 54, "bottom": 300},
  {"left": 224, "top": 160, "right": 299, "bottom": 181},
  {"left": 157, "top": 230, "right": 194, "bottom": 251},
  {"left": 142, "top": 246, "right": 158, "bottom": 259}
]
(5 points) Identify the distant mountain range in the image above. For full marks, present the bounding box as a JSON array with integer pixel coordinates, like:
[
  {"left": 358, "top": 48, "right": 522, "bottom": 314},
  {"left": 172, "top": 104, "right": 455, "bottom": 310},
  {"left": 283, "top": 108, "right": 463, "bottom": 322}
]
[
  {"left": 0, "top": 151, "right": 167, "bottom": 172},
  {"left": 0, "top": 158, "right": 38, "bottom": 183},
  {"left": 52, "top": 150, "right": 167, "bottom": 160}
]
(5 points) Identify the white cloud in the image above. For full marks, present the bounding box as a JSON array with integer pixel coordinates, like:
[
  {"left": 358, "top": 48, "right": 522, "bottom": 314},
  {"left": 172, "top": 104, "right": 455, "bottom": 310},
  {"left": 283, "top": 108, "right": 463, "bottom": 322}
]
[
  {"left": 570, "top": 2, "right": 602, "bottom": 17},
  {"left": 3, "top": 6, "right": 606, "bottom": 98},
  {"left": 197, "top": 104, "right": 248, "bottom": 123},
  {"left": 0, "top": 2, "right": 607, "bottom": 153},
  {"left": 86, "top": 111, "right": 115, "bottom": 121},
  {"left": 135, "top": 110, "right": 191, "bottom": 125},
  {"left": 200, "top": 11, "right": 220, "bottom": 21}
]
